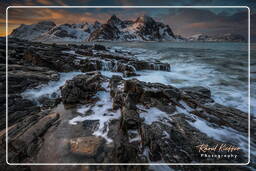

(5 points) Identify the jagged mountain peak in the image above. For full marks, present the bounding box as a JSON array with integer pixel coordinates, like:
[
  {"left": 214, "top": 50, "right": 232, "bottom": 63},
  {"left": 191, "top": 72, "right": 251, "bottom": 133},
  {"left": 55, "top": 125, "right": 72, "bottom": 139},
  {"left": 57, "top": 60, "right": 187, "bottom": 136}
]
[
  {"left": 107, "top": 14, "right": 123, "bottom": 26},
  {"left": 10, "top": 20, "right": 57, "bottom": 41},
  {"left": 94, "top": 20, "right": 101, "bottom": 25},
  {"left": 10, "top": 15, "right": 177, "bottom": 42},
  {"left": 135, "top": 15, "right": 155, "bottom": 23}
]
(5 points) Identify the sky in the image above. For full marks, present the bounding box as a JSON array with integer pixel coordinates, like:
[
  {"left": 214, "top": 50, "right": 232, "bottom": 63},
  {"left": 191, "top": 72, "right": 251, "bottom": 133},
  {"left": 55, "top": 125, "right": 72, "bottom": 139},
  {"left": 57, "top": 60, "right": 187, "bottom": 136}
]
[{"left": 0, "top": 0, "right": 255, "bottom": 40}]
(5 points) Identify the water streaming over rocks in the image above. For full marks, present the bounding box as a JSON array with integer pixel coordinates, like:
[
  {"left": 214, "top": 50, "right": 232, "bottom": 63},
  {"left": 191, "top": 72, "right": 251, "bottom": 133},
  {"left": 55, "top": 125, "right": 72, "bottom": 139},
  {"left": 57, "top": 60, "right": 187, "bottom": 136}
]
[{"left": 2, "top": 38, "right": 255, "bottom": 171}]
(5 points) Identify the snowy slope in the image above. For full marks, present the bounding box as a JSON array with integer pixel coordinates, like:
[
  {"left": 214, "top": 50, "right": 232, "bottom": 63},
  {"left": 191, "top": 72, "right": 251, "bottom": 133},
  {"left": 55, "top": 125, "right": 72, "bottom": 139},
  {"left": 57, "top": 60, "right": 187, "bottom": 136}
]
[
  {"left": 36, "top": 21, "right": 101, "bottom": 42},
  {"left": 10, "top": 15, "right": 177, "bottom": 42},
  {"left": 10, "top": 21, "right": 56, "bottom": 41},
  {"left": 88, "top": 15, "right": 176, "bottom": 41}
]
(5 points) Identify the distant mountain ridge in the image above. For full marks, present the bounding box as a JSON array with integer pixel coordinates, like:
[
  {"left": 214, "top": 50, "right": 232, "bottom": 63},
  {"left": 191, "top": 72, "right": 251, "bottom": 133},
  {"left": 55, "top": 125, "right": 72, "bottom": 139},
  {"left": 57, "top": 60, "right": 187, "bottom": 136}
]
[
  {"left": 10, "top": 15, "right": 176, "bottom": 42},
  {"left": 10, "top": 16, "right": 246, "bottom": 43},
  {"left": 187, "top": 33, "right": 246, "bottom": 42}
]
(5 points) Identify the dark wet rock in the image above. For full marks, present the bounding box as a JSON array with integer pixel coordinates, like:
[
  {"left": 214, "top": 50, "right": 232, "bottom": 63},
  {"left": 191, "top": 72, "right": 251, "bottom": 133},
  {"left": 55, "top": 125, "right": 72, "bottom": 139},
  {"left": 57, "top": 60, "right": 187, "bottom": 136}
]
[
  {"left": 7, "top": 112, "right": 60, "bottom": 163},
  {"left": 82, "top": 120, "right": 99, "bottom": 134},
  {"left": 6, "top": 38, "right": 171, "bottom": 75},
  {"left": 123, "top": 79, "right": 180, "bottom": 106},
  {"left": 7, "top": 95, "right": 40, "bottom": 130},
  {"left": 128, "top": 60, "right": 171, "bottom": 71},
  {"left": 196, "top": 103, "right": 250, "bottom": 133},
  {"left": 141, "top": 114, "right": 244, "bottom": 164},
  {"left": 180, "top": 86, "right": 213, "bottom": 104},
  {"left": 109, "top": 75, "right": 126, "bottom": 109},
  {"left": 37, "top": 96, "right": 61, "bottom": 109},
  {"left": 79, "top": 59, "right": 101, "bottom": 72},
  {"left": 120, "top": 106, "right": 141, "bottom": 131},
  {"left": 93, "top": 44, "right": 106, "bottom": 51},
  {"left": 2, "top": 64, "right": 59, "bottom": 94},
  {"left": 2, "top": 38, "right": 253, "bottom": 170},
  {"left": 61, "top": 72, "right": 105, "bottom": 104},
  {"left": 109, "top": 76, "right": 249, "bottom": 166},
  {"left": 76, "top": 49, "right": 94, "bottom": 56},
  {"left": 23, "top": 48, "right": 76, "bottom": 72},
  {"left": 0, "top": 64, "right": 59, "bottom": 130},
  {"left": 111, "top": 133, "right": 146, "bottom": 164}
]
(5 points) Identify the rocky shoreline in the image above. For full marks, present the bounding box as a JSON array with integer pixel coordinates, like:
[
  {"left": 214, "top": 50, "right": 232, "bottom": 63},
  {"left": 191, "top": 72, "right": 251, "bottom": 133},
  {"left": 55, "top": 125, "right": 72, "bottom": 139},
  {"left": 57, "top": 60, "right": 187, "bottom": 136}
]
[{"left": 0, "top": 38, "right": 255, "bottom": 171}]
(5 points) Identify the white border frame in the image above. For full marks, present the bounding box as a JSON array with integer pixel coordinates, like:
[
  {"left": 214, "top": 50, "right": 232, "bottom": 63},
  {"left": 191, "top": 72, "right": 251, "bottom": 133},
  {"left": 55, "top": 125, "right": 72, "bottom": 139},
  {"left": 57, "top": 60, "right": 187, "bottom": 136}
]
[{"left": 5, "top": 6, "right": 251, "bottom": 166}]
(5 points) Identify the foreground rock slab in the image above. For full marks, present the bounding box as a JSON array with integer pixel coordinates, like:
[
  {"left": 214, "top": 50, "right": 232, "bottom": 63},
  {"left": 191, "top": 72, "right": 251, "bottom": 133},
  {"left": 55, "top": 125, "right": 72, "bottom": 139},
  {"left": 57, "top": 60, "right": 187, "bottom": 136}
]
[{"left": 70, "top": 136, "right": 104, "bottom": 157}]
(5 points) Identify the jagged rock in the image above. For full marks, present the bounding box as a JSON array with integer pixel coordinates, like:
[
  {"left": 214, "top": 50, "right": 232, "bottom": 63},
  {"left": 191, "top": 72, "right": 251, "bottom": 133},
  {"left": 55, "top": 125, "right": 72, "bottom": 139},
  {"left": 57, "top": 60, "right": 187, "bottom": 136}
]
[
  {"left": 7, "top": 94, "right": 40, "bottom": 130},
  {"left": 180, "top": 86, "right": 214, "bottom": 108},
  {"left": 124, "top": 79, "right": 180, "bottom": 105},
  {"left": 93, "top": 44, "right": 106, "bottom": 51},
  {"left": 181, "top": 86, "right": 211, "bottom": 97},
  {"left": 88, "top": 23, "right": 121, "bottom": 41},
  {"left": 141, "top": 115, "right": 244, "bottom": 164},
  {"left": 2, "top": 64, "right": 59, "bottom": 94},
  {"left": 7, "top": 112, "right": 60, "bottom": 163},
  {"left": 0, "top": 64, "right": 59, "bottom": 130},
  {"left": 128, "top": 60, "right": 170, "bottom": 71},
  {"left": 88, "top": 14, "right": 175, "bottom": 41},
  {"left": 37, "top": 95, "right": 61, "bottom": 109},
  {"left": 61, "top": 72, "right": 105, "bottom": 104},
  {"left": 2, "top": 38, "right": 253, "bottom": 170},
  {"left": 120, "top": 106, "right": 141, "bottom": 131},
  {"left": 69, "top": 136, "right": 104, "bottom": 157},
  {"left": 23, "top": 48, "right": 76, "bottom": 72},
  {"left": 195, "top": 103, "right": 250, "bottom": 134}
]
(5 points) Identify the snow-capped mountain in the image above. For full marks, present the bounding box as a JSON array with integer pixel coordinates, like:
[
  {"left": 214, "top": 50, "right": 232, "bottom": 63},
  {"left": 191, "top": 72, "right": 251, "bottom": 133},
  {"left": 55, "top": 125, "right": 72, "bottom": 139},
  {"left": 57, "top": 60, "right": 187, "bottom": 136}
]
[
  {"left": 88, "top": 15, "right": 175, "bottom": 41},
  {"left": 10, "top": 21, "right": 56, "bottom": 41},
  {"left": 187, "top": 33, "right": 245, "bottom": 42},
  {"left": 36, "top": 21, "right": 101, "bottom": 42},
  {"left": 10, "top": 15, "right": 176, "bottom": 42}
]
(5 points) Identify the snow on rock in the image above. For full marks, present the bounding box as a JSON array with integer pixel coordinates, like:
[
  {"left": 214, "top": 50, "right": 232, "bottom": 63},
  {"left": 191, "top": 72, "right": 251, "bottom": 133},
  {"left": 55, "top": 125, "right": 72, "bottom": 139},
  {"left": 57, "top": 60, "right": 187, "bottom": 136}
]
[
  {"left": 89, "top": 15, "right": 176, "bottom": 41},
  {"left": 10, "top": 15, "right": 177, "bottom": 42},
  {"left": 10, "top": 21, "right": 56, "bottom": 41}
]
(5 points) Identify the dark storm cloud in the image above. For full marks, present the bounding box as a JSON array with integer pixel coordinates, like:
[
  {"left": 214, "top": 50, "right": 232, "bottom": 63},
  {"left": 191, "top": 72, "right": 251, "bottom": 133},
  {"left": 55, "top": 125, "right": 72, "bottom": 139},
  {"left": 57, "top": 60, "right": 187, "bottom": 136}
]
[{"left": 157, "top": 8, "right": 249, "bottom": 38}]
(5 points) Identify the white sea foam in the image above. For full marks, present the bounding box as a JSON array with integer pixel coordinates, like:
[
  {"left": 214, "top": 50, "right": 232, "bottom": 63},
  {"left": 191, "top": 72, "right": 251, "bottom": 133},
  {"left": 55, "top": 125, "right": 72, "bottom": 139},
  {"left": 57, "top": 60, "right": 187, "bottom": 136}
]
[
  {"left": 62, "top": 50, "right": 76, "bottom": 55},
  {"left": 109, "top": 43, "right": 254, "bottom": 115},
  {"left": 69, "top": 83, "right": 120, "bottom": 143},
  {"left": 188, "top": 117, "right": 255, "bottom": 156},
  {"left": 128, "top": 130, "right": 141, "bottom": 143},
  {"left": 138, "top": 106, "right": 171, "bottom": 126},
  {"left": 101, "top": 71, "right": 123, "bottom": 78},
  {"left": 21, "top": 72, "right": 82, "bottom": 103}
]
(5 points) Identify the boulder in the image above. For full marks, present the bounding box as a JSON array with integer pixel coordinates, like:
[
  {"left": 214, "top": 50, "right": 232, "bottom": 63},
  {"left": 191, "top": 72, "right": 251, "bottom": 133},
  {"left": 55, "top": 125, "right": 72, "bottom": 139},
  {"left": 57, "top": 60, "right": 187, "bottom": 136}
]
[
  {"left": 61, "top": 72, "right": 104, "bottom": 104},
  {"left": 69, "top": 136, "right": 104, "bottom": 157}
]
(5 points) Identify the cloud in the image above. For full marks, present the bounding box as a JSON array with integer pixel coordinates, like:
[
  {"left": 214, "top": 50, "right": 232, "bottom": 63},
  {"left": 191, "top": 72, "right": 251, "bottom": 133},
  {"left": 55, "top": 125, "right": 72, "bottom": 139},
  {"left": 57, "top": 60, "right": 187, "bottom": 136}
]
[
  {"left": 159, "top": 8, "right": 249, "bottom": 37},
  {"left": 0, "top": 6, "right": 250, "bottom": 40}
]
